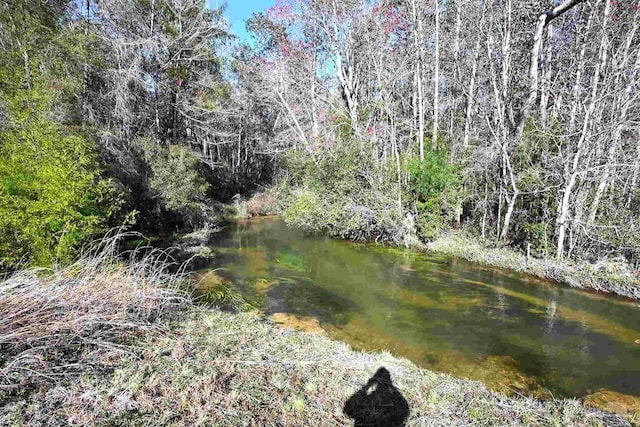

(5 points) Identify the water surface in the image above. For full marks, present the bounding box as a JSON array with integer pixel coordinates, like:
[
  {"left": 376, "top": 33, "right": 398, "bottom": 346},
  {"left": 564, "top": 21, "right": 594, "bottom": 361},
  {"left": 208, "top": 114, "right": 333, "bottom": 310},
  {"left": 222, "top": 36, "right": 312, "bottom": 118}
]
[{"left": 201, "top": 217, "right": 640, "bottom": 403}]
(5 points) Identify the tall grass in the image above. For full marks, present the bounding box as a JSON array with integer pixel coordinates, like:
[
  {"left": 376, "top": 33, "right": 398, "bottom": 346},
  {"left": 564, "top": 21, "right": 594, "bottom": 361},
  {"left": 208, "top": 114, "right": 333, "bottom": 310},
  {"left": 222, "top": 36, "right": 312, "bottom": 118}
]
[{"left": 0, "top": 230, "right": 193, "bottom": 400}]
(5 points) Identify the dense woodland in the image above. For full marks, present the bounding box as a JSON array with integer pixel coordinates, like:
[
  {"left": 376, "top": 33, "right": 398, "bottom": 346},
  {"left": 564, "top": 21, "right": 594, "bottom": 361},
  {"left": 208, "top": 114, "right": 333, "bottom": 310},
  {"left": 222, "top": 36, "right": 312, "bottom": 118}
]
[{"left": 1, "top": 0, "right": 639, "bottom": 271}]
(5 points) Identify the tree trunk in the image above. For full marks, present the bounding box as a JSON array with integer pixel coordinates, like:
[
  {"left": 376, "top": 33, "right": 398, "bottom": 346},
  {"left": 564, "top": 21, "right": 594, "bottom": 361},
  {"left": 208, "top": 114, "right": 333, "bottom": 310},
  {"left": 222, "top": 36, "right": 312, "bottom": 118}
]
[
  {"left": 568, "top": 12, "right": 594, "bottom": 133},
  {"left": 588, "top": 19, "right": 639, "bottom": 223},
  {"left": 556, "top": 0, "right": 610, "bottom": 259},
  {"left": 448, "top": 0, "right": 462, "bottom": 140},
  {"left": 516, "top": 0, "right": 586, "bottom": 140},
  {"left": 628, "top": 143, "right": 640, "bottom": 208},
  {"left": 277, "top": 68, "right": 307, "bottom": 148},
  {"left": 332, "top": 0, "right": 359, "bottom": 136},
  {"left": 431, "top": 0, "right": 439, "bottom": 150},
  {"left": 539, "top": 24, "right": 554, "bottom": 127},
  {"left": 411, "top": 0, "right": 425, "bottom": 161},
  {"left": 463, "top": 38, "right": 481, "bottom": 149},
  {"left": 23, "top": 50, "right": 30, "bottom": 90},
  {"left": 499, "top": 147, "right": 519, "bottom": 240}
]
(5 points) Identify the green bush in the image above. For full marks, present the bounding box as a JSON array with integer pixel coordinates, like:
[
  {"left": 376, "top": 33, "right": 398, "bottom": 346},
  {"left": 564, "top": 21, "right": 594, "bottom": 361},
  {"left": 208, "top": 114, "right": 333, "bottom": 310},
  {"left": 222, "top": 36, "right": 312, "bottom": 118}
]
[
  {"left": 135, "top": 140, "right": 210, "bottom": 228},
  {"left": 521, "top": 222, "right": 550, "bottom": 256},
  {"left": 281, "top": 187, "right": 332, "bottom": 233},
  {"left": 0, "top": 93, "right": 121, "bottom": 268},
  {"left": 279, "top": 142, "right": 462, "bottom": 244},
  {"left": 407, "top": 150, "right": 462, "bottom": 239},
  {"left": 278, "top": 141, "right": 405, "bottom": 242}
]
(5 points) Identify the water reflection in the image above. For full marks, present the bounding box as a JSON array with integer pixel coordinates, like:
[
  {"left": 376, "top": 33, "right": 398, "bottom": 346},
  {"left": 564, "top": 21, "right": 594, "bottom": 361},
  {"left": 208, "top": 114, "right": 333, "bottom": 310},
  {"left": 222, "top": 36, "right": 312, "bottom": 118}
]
[{"left": 205, "top": 218, "right": 640, "bottom": 409}]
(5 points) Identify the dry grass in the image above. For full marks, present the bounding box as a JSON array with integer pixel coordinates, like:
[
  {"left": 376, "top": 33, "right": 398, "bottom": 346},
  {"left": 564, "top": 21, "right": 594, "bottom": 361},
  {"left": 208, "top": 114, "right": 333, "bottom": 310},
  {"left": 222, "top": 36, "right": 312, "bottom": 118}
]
[
  {"left": 3, "top": 309, "right": 630, "bottom": 426},
  {"left": 0, "top": 230, "right": 192, "bottom": 401},
  {"left": 245, "top": 189, "right": 278, "bottom": 217},
  {"left": 428, "top": 234, "right": 640, "bottom": 301}
]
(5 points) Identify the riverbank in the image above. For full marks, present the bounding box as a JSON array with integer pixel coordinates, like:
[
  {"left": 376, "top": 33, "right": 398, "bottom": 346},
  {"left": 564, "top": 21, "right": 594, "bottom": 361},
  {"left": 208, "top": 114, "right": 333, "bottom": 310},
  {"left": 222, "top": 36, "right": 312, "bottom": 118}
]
[
  {"left": 1, "top": 238, "right": 636, "bottom": 426},
  {"left": 1, "top": 308, "right": 634, "bottom": 426},
  {"left": 427, "top": 234, "right": 640, "bottom": 301}
]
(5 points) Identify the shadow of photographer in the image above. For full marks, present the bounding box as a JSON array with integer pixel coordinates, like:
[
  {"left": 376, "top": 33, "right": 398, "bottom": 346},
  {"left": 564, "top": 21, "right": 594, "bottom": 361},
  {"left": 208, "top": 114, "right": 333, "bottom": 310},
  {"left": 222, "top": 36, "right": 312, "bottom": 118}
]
[{"left": 344, "top": 367, "right": 410, "bottom": 427}]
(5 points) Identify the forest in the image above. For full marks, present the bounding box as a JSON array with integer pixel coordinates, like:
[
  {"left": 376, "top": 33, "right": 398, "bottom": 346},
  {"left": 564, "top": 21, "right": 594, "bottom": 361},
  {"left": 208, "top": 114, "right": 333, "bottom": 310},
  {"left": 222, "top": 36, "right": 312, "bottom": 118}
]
[
  {"left": 2, "top": 1, "right": 640, "bottom": 425},
  {"left": 1, "top": 0, "right": 639, "bottom": 272}
]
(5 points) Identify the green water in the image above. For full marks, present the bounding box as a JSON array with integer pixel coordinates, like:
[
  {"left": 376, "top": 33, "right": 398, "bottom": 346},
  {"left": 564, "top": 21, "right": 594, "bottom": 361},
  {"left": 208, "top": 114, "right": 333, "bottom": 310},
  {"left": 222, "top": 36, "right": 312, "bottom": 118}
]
[{"left": 203, "top": 217, "right": 640, "bottom": 400}]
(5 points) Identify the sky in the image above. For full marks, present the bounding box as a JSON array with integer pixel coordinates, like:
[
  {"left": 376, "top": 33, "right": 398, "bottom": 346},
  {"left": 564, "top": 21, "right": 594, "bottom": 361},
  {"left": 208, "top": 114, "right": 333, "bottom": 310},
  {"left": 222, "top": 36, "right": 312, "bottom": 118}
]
[{"left": 208, "top": 0, "right": 277, "bottom": 42}]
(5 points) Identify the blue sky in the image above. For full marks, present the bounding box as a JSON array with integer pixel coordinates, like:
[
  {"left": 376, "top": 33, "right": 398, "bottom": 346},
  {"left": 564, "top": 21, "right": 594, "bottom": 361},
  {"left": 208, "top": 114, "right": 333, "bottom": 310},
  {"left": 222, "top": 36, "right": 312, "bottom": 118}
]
[{"left": 208, "top": 0, "right": 276, "bottom": 42}]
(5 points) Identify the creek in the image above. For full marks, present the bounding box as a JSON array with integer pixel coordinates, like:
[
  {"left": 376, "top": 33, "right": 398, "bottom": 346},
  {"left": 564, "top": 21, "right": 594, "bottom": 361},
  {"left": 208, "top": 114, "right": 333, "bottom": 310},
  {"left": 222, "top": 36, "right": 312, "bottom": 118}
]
[{"left": 199, "top": 217, "right": 640, "bottom": 403}]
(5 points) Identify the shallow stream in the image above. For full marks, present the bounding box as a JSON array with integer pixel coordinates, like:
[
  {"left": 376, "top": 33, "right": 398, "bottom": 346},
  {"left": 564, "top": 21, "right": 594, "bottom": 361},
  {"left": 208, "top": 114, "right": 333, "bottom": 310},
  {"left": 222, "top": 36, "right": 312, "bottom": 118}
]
[{"left": 199, "top": 217, "right": 640, "bottom": 407}]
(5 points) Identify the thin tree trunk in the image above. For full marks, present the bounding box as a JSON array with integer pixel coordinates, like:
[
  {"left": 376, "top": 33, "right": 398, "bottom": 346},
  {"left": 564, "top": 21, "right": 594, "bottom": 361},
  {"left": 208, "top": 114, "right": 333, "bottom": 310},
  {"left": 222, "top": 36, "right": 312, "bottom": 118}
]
[
  {"left": 82, "top": 0, "right": 91, "bottom": 118},
  {"left": 448, "top": 0, "right": 462, "bottom": 140},
  {"left": 499, "top": 146, "right": 519, "bottom": 240},
  {"left": 463, "top": 37, "right": 481, "bottom": 149},
  {"left": 481, "top": 180, "right": 488, "bottom": 240},
  {"left": 539, "top": 24, "right": 554, "bottom": 127},
  {"left": 411, "top": 0, "right": 425, "bottom": 161},
  {"left": 310, "top": 35, "right": 319, "bottom": 138},
  {"left": 486, "top": 14, "right": 518, "bottom": 241},
  {"left": 628, "top": 143, "right": 640, "bottom": 208},
  {"left": 431, "top": 0, "right": 439, "bottom": 150},
  {"left": 501, "top": 0, "right": 512, "bottom": 135},
  {"left": 332, "top": 0, "right": 359, "bottom": 136},
  {"left": 497, "top": 191, "right": 503, "bottom": 238},
  {"left": 23, "top": 50, "right": 30, "bottom": 90},
  {"left": 277, "top": 69, "right": 307, "bottom": 148},
  {"left": 568, "top": 12, "right": 593, "bottom": 133},
  {"left": 588, "top": 19, "right": 639, "bottom": 223},
  {"left": 557, "top": 0, "right": 610, "bottom": 259},
  {"left": 516, "top": 0, "right": 586, "bottom": 140}
]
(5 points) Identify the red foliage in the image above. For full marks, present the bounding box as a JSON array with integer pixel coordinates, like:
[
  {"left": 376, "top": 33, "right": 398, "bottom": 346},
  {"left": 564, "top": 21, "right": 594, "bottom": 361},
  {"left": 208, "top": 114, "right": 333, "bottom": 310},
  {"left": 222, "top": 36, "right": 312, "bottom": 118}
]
[{"left": 266, "top": 0, "right": 297, "bottom": 25}]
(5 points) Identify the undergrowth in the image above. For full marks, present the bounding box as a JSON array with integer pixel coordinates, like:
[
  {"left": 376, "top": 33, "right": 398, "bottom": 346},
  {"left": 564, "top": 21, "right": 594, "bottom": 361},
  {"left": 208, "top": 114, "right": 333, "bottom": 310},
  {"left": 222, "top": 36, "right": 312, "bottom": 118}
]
[
  {"left": 0, "top": 230, "right": 192, "bottom": 405},
  {"left": 429, "top": 234, "right": 640, "bottom": 300}
]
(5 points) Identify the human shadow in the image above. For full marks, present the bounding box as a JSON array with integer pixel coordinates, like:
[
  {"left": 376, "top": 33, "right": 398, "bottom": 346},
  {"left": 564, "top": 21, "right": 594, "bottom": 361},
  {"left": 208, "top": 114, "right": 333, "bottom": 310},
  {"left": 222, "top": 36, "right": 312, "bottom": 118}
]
[{"left": 344, "top": 367, "right": 410, "bottom": 427}]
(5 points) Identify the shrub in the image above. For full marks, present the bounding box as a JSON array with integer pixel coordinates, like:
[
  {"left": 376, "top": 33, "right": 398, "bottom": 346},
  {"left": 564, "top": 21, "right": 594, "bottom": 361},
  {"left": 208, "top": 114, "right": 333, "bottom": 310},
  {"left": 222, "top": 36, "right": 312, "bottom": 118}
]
[
  {"left": 0, "top": 231, "right": 192, "bottom": 401},
  {"left": 278, "top": 141, "right": 405, "bottom": 242},
  {"left": 407, "top": 150, "right": 462, "bottom": 239},
  {"left": 135, "top": 139, "right": 210, "bottom": 228},
  {"left": 0, "top": 93, "right": 122, "bottom": 269},
  {"left": 521, "top": 222, "right": 551, "bottom": 257},
  {"left": 278, "top": 142, "right": 463, "bottom": 244},
  {"left": 281, "top": 187, "right": 331, "bottom": 232},
  {"left": 245, "top": 189, "right": 278, "bottom": 217}
]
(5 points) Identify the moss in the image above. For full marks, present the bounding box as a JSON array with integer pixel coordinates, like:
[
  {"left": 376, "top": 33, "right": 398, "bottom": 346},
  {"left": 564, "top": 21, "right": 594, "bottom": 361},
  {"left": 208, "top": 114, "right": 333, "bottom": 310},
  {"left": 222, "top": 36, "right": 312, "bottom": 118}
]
[
  {"left": 269, "top": 312, "right": 326, "bottom": 335},
  {"left": 584, "top": 390, "right": 640, "bottom": 423},
  {"left": 193, "top": 271, "right": 252, "bottom": 311}
]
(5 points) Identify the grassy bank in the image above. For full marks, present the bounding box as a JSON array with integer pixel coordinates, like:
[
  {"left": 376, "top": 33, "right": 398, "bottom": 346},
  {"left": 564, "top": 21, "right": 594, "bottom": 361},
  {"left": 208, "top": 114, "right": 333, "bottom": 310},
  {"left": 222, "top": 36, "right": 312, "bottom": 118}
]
[
  {"left": 428, "top": 234, "right": 640, "bottom": 301},
  {"left": 1, "top": 238, "right": 636, "bottom": 426},
  {"left": 2, "top": 308, "right": 634, "bottom": 426}
]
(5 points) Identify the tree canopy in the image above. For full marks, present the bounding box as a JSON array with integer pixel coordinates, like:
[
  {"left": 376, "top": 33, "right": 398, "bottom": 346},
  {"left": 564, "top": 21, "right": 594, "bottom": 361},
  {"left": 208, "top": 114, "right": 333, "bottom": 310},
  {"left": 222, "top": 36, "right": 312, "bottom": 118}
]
[{"left": 1, "top": 0, "right": 639, "bottom": 271}]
